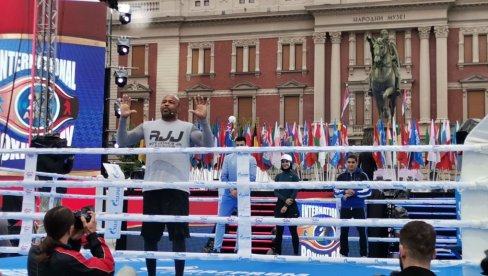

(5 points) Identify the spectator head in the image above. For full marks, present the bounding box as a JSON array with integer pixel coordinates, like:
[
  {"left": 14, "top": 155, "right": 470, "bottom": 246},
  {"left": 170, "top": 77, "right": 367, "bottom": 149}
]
[
  {"left": 235, "top": 136, "right": 246, "bottom": 147},
  {"left": 280, "top": 154, "right": 293, "bottom": 171},
  {"left": 399, "top": 221, "right": 436, "bottom": 270},
  {"left": 38, "top": 206, "right": 75, "bottom": 262},
  {"left": 345, "top": 154, "right": 358, "bottom": 172}
]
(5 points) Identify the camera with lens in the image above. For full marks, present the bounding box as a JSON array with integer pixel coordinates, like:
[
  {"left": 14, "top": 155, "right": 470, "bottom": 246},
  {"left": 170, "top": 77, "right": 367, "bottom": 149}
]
[{"left": 73, "top": 206, "right": 94, "bottom": 229}]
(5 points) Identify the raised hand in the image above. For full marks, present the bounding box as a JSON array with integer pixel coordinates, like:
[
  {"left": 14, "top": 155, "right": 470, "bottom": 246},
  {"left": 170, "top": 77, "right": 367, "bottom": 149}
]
[
  {"left": 119, "top": 94, "right": 137, "bottom": 118},
  {"left": 189, "top": 95, "right": 208, "bottom": 120}
]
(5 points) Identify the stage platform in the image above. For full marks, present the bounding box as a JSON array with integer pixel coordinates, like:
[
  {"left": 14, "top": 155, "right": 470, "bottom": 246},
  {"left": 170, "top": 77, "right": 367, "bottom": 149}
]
[{"left": 0, "top": 255, "right": 478, "bottom": 275}]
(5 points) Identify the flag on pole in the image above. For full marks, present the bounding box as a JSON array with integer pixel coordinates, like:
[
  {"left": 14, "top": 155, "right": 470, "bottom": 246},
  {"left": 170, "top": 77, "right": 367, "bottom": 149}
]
[
  {"left": 341, "top": 86, "right": 350, "bottom": 119},
  {"left": 408, "top": 119, "right": 425, "bottom": 169},
  {"left": 372, "top": 121, "right": 384, "bottom": 169},
  {"left": 397, "top": 120, "right": 409, "bottom": 168},
  {"left": 436, "top": 120, "right": 452, "bottom": 170},
  {"left": 426, "top": 119, "right": 440, "bottom": 166}
]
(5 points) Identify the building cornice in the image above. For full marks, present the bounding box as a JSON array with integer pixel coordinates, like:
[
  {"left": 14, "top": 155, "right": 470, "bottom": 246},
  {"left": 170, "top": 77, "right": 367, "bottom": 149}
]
[{"left": 306, "top": 0, "right": 456, "bottom": 14}]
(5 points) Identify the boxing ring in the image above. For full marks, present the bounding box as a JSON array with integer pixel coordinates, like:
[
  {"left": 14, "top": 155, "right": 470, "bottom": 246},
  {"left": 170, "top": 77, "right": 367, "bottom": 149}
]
[{"left": 1, "top": 120, "right": 488, "bottom": 275}]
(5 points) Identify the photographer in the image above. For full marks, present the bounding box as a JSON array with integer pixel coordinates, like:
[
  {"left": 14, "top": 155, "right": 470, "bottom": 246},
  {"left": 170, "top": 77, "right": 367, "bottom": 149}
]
[{"left": 27, "top": 206, "right": 114, "bottom": 275}]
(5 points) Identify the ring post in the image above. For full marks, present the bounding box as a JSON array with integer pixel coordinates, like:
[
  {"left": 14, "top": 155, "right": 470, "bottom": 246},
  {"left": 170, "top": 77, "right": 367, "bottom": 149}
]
[
  {"left": 18, "top": 153, "right": 38, "bottom": 254},
  {"left": 460, "top": 116, "right": 488, "bottom": 265},
  {"left": 236, "top": 153, "right": 251, "bottom": 258}
]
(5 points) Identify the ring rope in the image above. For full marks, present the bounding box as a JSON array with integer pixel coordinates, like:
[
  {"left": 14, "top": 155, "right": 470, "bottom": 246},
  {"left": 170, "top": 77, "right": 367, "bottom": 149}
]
[
  {"left": 0, "top": 190, "right": 457, "bottom": 205},
  {"left": 0, "top": 212, "right": 483, "bottom": 229},
  {"left": 1, "top": 179, "right": 486, "bottom": 191},
  {"left": 0, "top": 143, "right": 484, "bottom": 155},
  {"left": 0, "top": 143, "right": 483, "bottom": 267}
]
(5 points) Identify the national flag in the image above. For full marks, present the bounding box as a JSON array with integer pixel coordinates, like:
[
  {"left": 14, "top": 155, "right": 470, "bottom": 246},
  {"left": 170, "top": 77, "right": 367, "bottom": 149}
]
[
  {"left": 436, "top": 120, "right": 452, "bottom": 170},
  {"left": 408, "top": 119, "right": 424, "bottom": 169},
  {"left": 452, "top": 121, "right": 459, "bottom": 169},
  {"left": 340, "top": 123, "right": 349, "bottom": 167},
  {"left": 272, "top": 122, "right": 282, "bottom": 169},
  {"left": 330, "top": 121, "right": 341, "bottom": 168},
  {"left": 397, "top": 120, "right": 409, "bottom": 168},
  {"left": 224, "top": 120, "right": 235, "bottom": 147},
  {"left": 318, "top": 119, "right": 327, "bottom": 168},
  {"left": 391, "top": 117, "right": 398, "bottom": 166},
  {"left": 372, "top": 120, "right": 384, "bottom": 169},
  {"left": 304, "top": 121, "right": 317, "bottom": 168},
  {"left": 426, "top": 119, "right": 440, "bottom": 167},
  {"left": 244, "top": 124, "right": 252, "bottom": 146},
  {"left": 260, "top": 125, "right": 273, "bottom": 170},
  {"left": 341, "top": 86, "right": 350, "bottom": 119},
  {"left": 292, "top": 122, "right": 302, "bottom": 165},
  {"left": 252, "top": 124, "right": 262, "bottom": 170}
]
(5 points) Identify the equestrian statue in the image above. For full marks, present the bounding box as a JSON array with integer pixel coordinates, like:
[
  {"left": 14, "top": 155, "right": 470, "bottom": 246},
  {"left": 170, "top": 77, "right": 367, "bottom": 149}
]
[{"left": 367, "top": 29, "right": 401, "bottom": 123}]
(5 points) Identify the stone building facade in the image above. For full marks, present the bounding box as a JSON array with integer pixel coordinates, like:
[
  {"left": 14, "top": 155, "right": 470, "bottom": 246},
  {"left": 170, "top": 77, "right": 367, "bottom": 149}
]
[{"left": 109, "top": 0, "right": 488, "bottom": 143}]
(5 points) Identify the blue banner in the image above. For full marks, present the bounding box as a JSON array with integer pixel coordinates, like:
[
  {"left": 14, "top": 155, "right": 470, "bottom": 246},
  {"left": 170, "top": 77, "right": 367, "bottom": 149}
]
[
  {"left": 0, "top": 38, "right": 105, "bottom": 171},
  {"left": 297, "top": 200, "right": 340, "bottom": 257}
]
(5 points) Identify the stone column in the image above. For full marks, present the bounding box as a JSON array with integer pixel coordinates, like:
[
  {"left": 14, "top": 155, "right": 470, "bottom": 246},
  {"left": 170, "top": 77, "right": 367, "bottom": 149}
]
[
  {"left": 330, "top": 31, "right": 342, "bottom": 122},
  {"left": 473, "top": 32, "right": 479, "bottom": 63},
  {"left": 243, "top": 45, "right": 249, "bottom": 72},
  {"left": 418, "top": 27, "right": 431, "bottom": 124},
  {"left": 434, "top": 25, "right": 449, "bottom": 121},
  {"left": 290, "top": 43, "right": 296, "bottom": 71},
  {"left": 405, "top": 29, "right": 412, "bottom": 65},
  {"left": 198, "top": 48, "right": 204, "bottom": 74},
  {"left": 313, "top": 32, "right": 326, "bottom": 122},
  {"left": 458, "top": 30, "right": 465, "bottom": 64}
]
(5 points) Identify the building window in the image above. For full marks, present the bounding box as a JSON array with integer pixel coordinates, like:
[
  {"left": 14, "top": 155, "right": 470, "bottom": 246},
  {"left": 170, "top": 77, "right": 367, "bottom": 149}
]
[
  {"left": 395, "top": 31, "right": 405, "bottom": 64},
  {"left": 355, "top": 33, "right": 364, "bottom": 66},
  {"left": 232, "top": 82, "right": 258, "bottom": 124},
  {"left": 460, "top": 75, "right": 488, "bottom": 121},
  {"left": 284, "top": 96, "right": 299, "bottom": 125},
  {"left": 277, "top": 80, "right": 306, "bottom": 126},
  {"left": 239, "top": 0, "right": 245, "bottom": 3},
  {"left": 464, "top": 35, "right": 473, "bottom": 62},
  {"left": 249, "top": 0, "right": 255, "bottom": 3},
  {"left": 204, "top": 0, "right": 209, "bottom": 6},
  {"left": 237, "top": 97, "right": 253, "bottom": 125},
  {"left": 277, "top": 37, "right": 307, "bottom": 76},
  {"left": 480, "top": 34, "right": 487, "bottom": 63},
  {"left": 195, "top": 1, "right": 201, "bottom": 7},
  {"left": 231, "top": 39, "right": 260, "bottom": 77},
  {"left": 355, "top": 92, "right": 364, "bottom": 125},
  {"left": 131, "top": 45, "right": 146, "bottom": 76},
  {"left": 460, "top": 28, "right": 488, "bottom": 66},
  {"left": 187, "top": 42, "right": 215, "bottom": 79},
  {"left": 467, "top": 90, "right": 485, "bottom": 118}
]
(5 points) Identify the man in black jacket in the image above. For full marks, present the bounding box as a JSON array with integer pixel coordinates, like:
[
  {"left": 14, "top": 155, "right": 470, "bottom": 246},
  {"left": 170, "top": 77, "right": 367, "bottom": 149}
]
[{"left": 391, "top": 220, "right": 436, "bottom": 276}]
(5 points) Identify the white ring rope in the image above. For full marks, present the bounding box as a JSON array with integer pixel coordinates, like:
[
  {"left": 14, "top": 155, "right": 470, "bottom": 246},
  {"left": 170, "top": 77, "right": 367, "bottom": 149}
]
[
  {"left": 0, "top": 143, "right": 485, "bottom": 155},
  {"left": 0, "top": 179, "right": 486, "bottom": 191},
  {"left": 0, "top": 230, "right": 458, "bottom": 244},
  {"left": 0, "top": 143, "right": 484, "bottom": 267},
  {"left": 0, "top": 190, "right": 457, "bottom": 205},
  {"left": 0, "top": 212, "right": 482, "bottom": 229}
]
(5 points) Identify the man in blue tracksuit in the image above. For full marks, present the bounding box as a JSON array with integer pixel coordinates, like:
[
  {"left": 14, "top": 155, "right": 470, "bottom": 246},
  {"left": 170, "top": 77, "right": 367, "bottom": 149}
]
[
  {"left": 213, "top": 136, "right": 257, "bottom": 253},
  {"left": 334, "top": 154, "right": 371, "bottom": 257}
]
